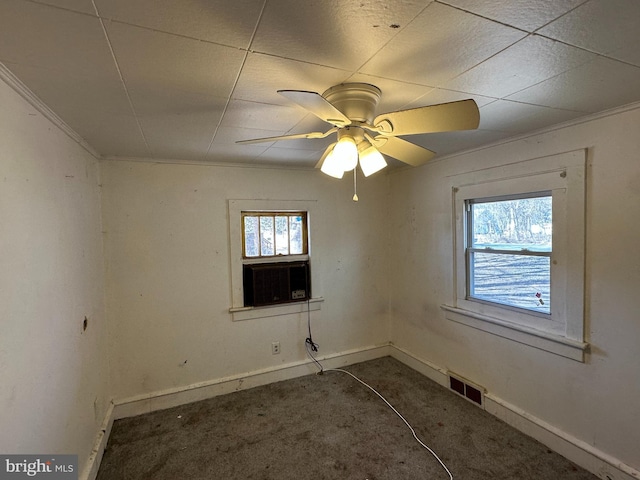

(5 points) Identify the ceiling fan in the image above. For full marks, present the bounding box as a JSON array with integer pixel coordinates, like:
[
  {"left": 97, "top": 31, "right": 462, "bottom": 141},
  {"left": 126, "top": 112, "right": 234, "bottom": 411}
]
[{"left": 237, "top": 83, "right": 480, "bottom": 179}]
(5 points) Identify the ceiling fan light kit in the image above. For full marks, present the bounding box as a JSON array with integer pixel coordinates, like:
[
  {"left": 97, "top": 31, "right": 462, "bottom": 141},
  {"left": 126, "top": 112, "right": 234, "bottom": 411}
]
[{"left": 238, "top": 82, "right": 480, "bottom": 193}]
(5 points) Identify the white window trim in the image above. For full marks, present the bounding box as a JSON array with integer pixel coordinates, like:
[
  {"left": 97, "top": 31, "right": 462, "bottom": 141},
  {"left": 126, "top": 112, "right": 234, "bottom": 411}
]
[
  {"left": 442, "top": 150, "right": 588, "bottom": 361},
  {"left": 228, "top": 199, "right": 323, "bottom": 320}
]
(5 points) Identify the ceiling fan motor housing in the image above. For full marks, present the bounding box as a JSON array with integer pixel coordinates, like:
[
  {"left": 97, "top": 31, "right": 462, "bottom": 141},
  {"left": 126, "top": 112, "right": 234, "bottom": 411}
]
[{"left": 322, "top": 83, "right": 381, "bottom": 124}]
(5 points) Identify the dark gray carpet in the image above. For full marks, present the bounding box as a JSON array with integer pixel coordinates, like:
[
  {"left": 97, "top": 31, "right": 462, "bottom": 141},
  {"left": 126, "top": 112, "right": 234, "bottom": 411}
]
[{"left": 97, "top": 357, "right": 597, "bottom": 479}]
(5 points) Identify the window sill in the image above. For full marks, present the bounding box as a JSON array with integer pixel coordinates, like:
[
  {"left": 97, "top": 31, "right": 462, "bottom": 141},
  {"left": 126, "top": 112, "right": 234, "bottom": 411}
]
[
  {"left": 230, "top": 297, "right": 324, "bottom": 322},
  {"left": 440, "top": 304, "right": 588, "bottom": 362}
]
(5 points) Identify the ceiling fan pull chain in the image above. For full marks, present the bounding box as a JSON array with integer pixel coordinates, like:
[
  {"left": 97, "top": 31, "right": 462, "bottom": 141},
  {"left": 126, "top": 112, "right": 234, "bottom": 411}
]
[{"left": 353, "top": 168, "right": 359, "bottom": 202}]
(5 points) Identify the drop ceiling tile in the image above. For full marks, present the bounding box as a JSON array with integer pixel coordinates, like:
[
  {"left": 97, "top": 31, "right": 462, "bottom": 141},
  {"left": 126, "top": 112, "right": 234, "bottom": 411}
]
[
  {"left": 94, "top": 0, "right": 264, "bottom": 48},
  {"left": 131, "top": 89, "right": 228, "bottom": 160},
  {"left": 4, "top": 61, "right": 140, "bottom": 155},
  {"left": 212, "top": 126, "right": 286, "bottom": 147},
  {"left": 359, "top": 2, "right": 526, "bottom": 87},
  {"left": 220, "top": 99, "right": 308, "bottom": 131},
  {"left": 251, "top": 0, "right": 433, "bottom": 71},
  {"left": 5, "top": 62, "right": 131, "bottom": 116},
  {"left": 257, "top": 146, "right": 320, "bottom": 167},
  {"left": 444, "top": 35, "right": 597, "bottom": 98},
  {"left": 507, "top": 56, "right": 640, "bottom": 113},
  {"left": 64, "top": 110, "right": 151, "bottom": 158},
  {"left": 478, "top": 100, "right": 584, "bottom": 133},
  {"left": 232, "top": 53, "right": 351, "bottom": 105},
  {"left": 105, "top": 22, "right": 245, "bottom": 98},
  {"left": 205, "top": 143, "right": 268, "bottom": 164},
  {"left": 610, "top": 43, "right": 640, "bottom": 69},
  {"left": 272, "top": 135, "right": 334, "bottom": 153},
  {"left": 0, "top": 0, "right": 114, "bottom": 76},
  {"left": 538, "top": 0, "right": 640, "bottom": 65},
  {"left": 442, "top": 0, "right": 586, "bottom": 32},
  {"left": 29, "top": 0, "right": 96, "bottom": 15}
]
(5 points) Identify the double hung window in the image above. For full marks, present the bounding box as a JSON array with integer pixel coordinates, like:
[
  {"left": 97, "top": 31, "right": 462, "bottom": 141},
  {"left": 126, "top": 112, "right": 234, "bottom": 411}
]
[
  {"left": 466, "top": 193, "right": 552, "bottom": 315},
  {"left": 443, "top": 150, "right": 587, "bottom": 361}
]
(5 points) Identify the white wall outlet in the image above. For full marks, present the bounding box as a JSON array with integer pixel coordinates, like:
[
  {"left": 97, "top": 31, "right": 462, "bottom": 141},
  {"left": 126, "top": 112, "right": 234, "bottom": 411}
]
[{"left": 271, "top": 342, "right": 280, "bottom": 355}]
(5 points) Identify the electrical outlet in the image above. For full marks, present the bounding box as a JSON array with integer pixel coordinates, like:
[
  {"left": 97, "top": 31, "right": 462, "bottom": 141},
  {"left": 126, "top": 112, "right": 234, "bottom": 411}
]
[{"left": 271, "top": 342, "right": 280, "bottom": 355}]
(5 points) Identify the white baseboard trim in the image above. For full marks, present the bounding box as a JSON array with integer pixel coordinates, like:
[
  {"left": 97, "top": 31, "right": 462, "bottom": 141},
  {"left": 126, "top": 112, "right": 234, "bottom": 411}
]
[
  {"left": 83, "top": 344, "right": 390, "bottom": 478},
  {"left": 80, "top": 401, "right": 115, "bottom": 480},
  {"left": 388, "top": 344, "right": 639, "bottom": 480},
  {"left": 113, "top": 344, "right": 391, "bottom": 420}
]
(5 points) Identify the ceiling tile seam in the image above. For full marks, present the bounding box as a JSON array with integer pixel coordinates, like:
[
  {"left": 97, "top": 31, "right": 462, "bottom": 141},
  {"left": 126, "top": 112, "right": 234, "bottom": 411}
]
[
  {"left": 533, "top": 33, "right": 640, "bottom": 70},
  {"left": 203, "top": 0, "right": 269, "bottom": 158},
  {"left": 499, "top": 44, "right": 640, "bottom": 106},
  {"left": 24, "top": 0, "right": 98, "bottom": 18},
  {"left": 345, "top": 0, "right": 437, "bottom": 79},
  {"left": 480, "top": 98, "right": 586, "bottom": 114},
  {"left": 241, "top": 49, "right": 354, "bottom": 79},
  {"left": 91, "top": 0, "right": 152, "bottom": 157},
  {"left": 432, "top": 34, "right": 530, "bottom": 92},
  {"left": 433, "top": 0, "right": 531, "bottom": 34},
  {"left": 529, "top": 0, "right": 592, "bottom": 34},
  {"left": 94, "top": 18, "right": 250, "bottom": 53}
]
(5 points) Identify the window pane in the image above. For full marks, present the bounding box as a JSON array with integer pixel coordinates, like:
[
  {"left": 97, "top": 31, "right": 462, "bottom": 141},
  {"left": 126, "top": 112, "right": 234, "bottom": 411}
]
[
  {"left": 470, "top": 252, "right": 550, "bottom": 314},
  {"left": 260, "top": 216, "right": 274, "bottom": 256},
  {"left": 275, "top": 216, "right": 289, "bottom": 255},
  {"left": 244, "top": 216, "right": 260, "bottom": 257},
  {"left": 472, "top": 196, "right": 552, "bottom": 252},
  {"left": 289, "top": 215, "right": 304, "bottom": 254}
]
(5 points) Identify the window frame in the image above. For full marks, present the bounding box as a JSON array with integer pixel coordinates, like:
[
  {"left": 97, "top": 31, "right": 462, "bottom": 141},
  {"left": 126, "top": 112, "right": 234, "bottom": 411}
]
[
  {"left": 241, "top": 211, "right": 308, "bottom": 259},
  {"left": 442, "top": 150, "right": 588, "bottom": 361},
  {"left": 465, "top": 191, "right": 552, "bottom": 317},
  {"left": 228, "top": 199, "right": 323, "bottom": 320}
]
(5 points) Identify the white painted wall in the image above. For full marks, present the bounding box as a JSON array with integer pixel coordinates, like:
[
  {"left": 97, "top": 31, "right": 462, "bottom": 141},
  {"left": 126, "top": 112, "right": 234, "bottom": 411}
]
[
  {"left": 100, "top": 160, "right": 390, "bottom": 401},
  {"left": 388, "top": 105, "right": 640, "bottom": 472},
  {"left": 0, "top": 80, "right": 109, "bottom": 467}
]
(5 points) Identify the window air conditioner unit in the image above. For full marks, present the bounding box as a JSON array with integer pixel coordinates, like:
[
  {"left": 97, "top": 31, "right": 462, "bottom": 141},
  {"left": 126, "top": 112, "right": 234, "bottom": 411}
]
[{"left": 243, "top": 261, "right": 310, "bottom": 307}]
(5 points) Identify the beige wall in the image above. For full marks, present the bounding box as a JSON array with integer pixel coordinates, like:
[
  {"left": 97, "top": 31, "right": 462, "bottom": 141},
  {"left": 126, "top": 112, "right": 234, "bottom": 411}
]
[
  {"left": 0, "top": 80, "right": 109, "bottom": 465},
  {"left": 388, "top": 105, "right": 640, "bottom": 471},
  {"left": 100, "top": 160, "right": 391, "bottom": 400},
  {"left": 3, "top": 61, "right": 638, "bottom": 476}
]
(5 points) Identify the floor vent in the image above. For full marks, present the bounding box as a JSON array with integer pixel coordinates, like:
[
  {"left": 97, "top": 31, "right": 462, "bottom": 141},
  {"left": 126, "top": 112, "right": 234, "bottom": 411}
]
[{"left": 448, "top": 372, "right": 485, "bottom": 409}]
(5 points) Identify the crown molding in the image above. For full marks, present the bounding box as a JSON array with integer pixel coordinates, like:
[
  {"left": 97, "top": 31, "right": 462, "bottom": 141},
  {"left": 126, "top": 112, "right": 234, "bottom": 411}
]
[{"left": 0, "top": 62, "right": 101, "bottom": 159}]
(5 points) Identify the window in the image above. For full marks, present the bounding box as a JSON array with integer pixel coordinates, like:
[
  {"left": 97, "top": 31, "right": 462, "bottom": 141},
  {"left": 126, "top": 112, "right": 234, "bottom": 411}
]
[
  {"left": 242, "top": 212, "right": 308, "bottom": 258},
  {"left": 228, "top": 199, "right": 323, "bottom": 320},
  {"left": 442, "top": 150, "right": 587, "bottom": 361},
  {"left": 466, "top": 193, "right": 552, "bottom": 315},
  {"left": 240, "top": 211, "right": 310, "bottom": 307}
]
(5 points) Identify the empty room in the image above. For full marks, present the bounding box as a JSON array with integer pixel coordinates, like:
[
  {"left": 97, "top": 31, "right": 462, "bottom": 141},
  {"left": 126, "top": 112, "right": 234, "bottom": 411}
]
[{"left": 1, "top": 1, "right": 639, "bottom": 479}]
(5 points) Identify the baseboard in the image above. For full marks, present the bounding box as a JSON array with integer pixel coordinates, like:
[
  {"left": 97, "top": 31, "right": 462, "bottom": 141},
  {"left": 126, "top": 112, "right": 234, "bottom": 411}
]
[
  {"left": 80, "top": 401, "right": 115, "bottom": 480},
  {"left": 83, "top": 344, "right": 389, "bottom": 478},
  {"left": 113, "top": 344, "right": 391, "bottom": 420},
  {"left": 388, "top": 344, "right": 639, "bottom": 480}
]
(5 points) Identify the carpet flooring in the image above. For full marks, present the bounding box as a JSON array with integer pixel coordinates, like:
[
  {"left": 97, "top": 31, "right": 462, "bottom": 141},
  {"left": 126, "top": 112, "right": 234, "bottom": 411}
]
[{"left": 97, "top": 356, "right": 598, "bottom": 480}]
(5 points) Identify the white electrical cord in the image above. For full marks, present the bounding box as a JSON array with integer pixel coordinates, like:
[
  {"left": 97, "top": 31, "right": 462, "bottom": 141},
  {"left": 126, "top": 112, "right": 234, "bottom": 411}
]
[
  {"left": 323, "top": 367, "right": 454, "bottom": 480},
  {"left": 305, "top": 336, "right": 453, "bottom": 480},
  {"left": 303, "top": 305, "right": 452, "bottom": 479}
]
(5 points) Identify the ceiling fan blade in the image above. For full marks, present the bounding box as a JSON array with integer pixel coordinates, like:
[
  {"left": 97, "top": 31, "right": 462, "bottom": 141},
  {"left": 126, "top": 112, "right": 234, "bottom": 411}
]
[
  {"left": 278, "top": 90, "right": 352, "bottom": 127},
  {"left": 236, "top": 128, "right": 337, "bottom": 145},
  {"left": 372, "top": 136, "right": 436, "bottom": 167},
  {"left": 374, "top": 99, "right": 479, "bottom": 136}
]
